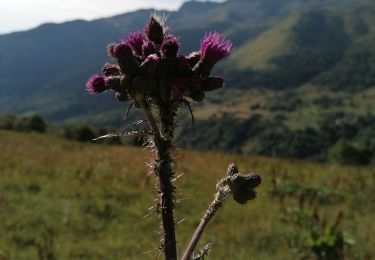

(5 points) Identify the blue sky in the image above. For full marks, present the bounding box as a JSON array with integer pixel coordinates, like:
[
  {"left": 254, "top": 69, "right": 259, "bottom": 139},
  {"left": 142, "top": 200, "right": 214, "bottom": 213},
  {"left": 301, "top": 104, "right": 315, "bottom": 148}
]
[{"left": 0, "top": 0, "right": 225, "bottom": 34}]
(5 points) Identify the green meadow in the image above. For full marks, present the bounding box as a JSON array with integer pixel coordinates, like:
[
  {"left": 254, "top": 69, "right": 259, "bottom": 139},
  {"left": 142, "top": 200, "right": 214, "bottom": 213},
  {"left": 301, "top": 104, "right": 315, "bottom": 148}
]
[{"left": 0, "top": 130, "right": 374, "bottom": 259}]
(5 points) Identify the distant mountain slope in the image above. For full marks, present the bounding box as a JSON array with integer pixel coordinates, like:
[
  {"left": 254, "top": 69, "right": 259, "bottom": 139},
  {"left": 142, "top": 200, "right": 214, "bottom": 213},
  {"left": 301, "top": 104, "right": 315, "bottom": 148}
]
[
  {"left": 0, "top": 0, "right": 374, "bottom": 124},
  {"left": 224, "top": 5, "right": 375, "bottom": 90}
]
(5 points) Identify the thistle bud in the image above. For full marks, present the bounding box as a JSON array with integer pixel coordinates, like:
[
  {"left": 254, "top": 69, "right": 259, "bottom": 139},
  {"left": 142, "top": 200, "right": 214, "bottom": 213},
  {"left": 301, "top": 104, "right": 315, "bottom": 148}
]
[
  {"left": 161, "top": 36, "right": 180, "bottom": 59},
  {"left": 201, "top": 76, "right": 224, "bottom": 92},
  {"left": 229, "top": 173, "right": 261, "bottom": 204},
  {"left": 102, "top": 63, "right": 121, "bottom": 77},
  {"left": 86, "top": 75, "right": 109, "bottom": 94},
  {"left": 112, "top": 43, "right": 139, "bottom": 76},
  {"left": 145, "top": 16, "right": 165, "bottom": 45},
  {"left": 126, "top": 32, "right": 146, "bottom": 56},
  {"left": 113, "top": 43, "right": 133, "bottom": 59}
]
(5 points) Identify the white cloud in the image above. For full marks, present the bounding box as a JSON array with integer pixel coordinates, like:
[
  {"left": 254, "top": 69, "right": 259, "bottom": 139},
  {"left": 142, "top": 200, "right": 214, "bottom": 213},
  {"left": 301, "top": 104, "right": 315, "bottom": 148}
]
[{"left": 1, "top": 0, "right": 217, "bottom": 34}]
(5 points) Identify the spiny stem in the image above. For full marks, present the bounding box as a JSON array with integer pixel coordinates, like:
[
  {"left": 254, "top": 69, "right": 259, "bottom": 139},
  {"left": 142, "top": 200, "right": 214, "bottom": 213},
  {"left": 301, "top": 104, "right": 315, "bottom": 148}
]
[
  {"left": 142, "top": 104, "right": 161, "bottom": 139},
  {"left": 181, "top": 178, "right": 231, "bottom": 260},
  {"left": 143, "top": 104, "right": 177, "bottom": 260}
]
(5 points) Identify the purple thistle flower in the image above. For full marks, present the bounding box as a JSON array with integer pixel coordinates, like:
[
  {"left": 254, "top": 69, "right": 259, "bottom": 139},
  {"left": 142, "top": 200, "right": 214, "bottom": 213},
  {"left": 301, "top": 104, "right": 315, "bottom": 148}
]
[
  {"left": 142, "top": 40, "right": 156, "bottom": 57},
  {"left": 86, "top": 74, "right": 109, "bottom": 94},
  {"left": 200, "top": 32, "right": 232, "bottom": 64},
  {"left": 161, "top": 36, "right": 180, "bottom": 58},
  {"left": 125, "top": 32, "right": 146, "bottom": 55},
  {"left": 102, "top": 63, "right": 121, "bottom": 76},
  {"left": 112, "top": 42, "right": 133, "bottom": 59}
]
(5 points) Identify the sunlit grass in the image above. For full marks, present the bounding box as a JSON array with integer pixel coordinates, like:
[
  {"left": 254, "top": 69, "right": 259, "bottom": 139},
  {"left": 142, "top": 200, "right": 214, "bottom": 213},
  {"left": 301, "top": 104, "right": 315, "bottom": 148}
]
[{"left": 0, "top": 130, "right": 374, "bottom": 259}]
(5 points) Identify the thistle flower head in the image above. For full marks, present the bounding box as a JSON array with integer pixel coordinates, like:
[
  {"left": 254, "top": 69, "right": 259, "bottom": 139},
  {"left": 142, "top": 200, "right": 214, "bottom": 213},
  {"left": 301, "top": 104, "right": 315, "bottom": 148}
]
[
  {"left": 200, "top": 32, "right": 232, "bottom": 64},
  {"left": 86, "top": 74, "right": 109, "bottom": 94},
  {"left": 89, "top": 17, "right": 232, "bottom": 105},
  {"left": 112, "top": 42, "right": 133, "bottom": 59},
  {"left": 229, "top": 172, "right": 261, "bottom": 204},
  {"left": 125, "top": 32, "right": 146, "bottom": 55},
  {"left": 161, "top": 36, "right": 180, "bottom": 58},
  {"left": 102, "top": 63, "right": 121, "bottom": 76}
]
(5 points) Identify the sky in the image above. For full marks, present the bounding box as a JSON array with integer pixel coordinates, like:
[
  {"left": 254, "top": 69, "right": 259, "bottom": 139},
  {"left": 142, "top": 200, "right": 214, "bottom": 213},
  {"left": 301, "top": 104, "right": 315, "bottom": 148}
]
[{"left": 0, "top": 0, "right": 224, "bottom": 34}]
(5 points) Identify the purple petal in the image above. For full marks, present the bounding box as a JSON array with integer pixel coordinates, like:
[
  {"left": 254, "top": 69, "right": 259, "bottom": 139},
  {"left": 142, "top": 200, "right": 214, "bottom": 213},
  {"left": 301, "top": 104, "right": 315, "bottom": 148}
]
[
  {"left": 124, "top": 32, "right": 146, "bottom": 55},
  {"left": 86, "top": 75, "right": 109, "bottom": 94},
  {"left": 113, "top": 43, "right": 133, "bottom": 59},
  {"left": 200, "top": 32, "right": 232, "bottom": 64},
  {"left": 161, "top": 36, "right": 180, "bottom": 58}
]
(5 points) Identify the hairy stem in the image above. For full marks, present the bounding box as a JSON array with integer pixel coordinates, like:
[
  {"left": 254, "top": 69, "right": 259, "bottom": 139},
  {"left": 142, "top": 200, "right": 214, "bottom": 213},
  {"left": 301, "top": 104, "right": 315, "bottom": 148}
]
[
  {"left": 182, "top": 178, "right": 231, "bottom": 260},
  {"left": 143, "top": 104, "right": 177, "bottom": 260}
]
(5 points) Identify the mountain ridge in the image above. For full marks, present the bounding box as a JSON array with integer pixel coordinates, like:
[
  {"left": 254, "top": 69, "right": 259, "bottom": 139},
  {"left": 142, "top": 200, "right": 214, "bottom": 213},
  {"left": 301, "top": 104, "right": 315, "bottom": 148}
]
[{"left": 0, "top": 0, "right": 374, "bottom": 125}]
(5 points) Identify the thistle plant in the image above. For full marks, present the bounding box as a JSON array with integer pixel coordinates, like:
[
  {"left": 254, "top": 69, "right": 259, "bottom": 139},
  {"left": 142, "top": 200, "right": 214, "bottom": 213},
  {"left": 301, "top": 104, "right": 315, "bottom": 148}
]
[{"left": 86, "top": 15, "right": 261, "bottom": 259}]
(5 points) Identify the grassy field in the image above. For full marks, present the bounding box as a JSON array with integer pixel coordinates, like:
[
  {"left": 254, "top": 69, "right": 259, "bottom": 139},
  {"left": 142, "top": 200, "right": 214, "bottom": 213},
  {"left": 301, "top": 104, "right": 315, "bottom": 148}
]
[{"left": 0, "top": 130, "right": 374, "bottom": 259}]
